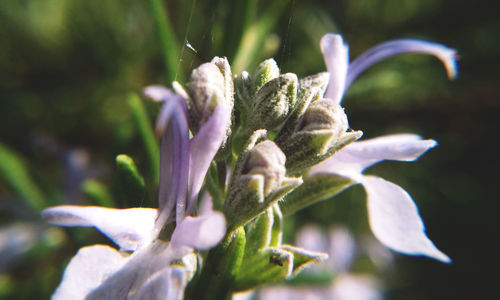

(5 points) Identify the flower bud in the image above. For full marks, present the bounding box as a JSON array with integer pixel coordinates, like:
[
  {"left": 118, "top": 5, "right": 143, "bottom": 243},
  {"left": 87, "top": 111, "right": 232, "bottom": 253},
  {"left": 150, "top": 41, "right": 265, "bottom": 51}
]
[
  {"left": 277, "top": 98, "right": 362, "bottom": 175},
  {"left": 185, "top": 57, "right": 233, "bottom": 133},
  {"left": 248, "top": 73, "right": 298, "bottom": 131},
  {"left": 245, "top": 140, "right": 287, "bottom": 196},
  {"left": 224, "top": 137, "right": 300, "bottom": 228},
  {"left": 252, "top": 59, "right": 280, "bottom": 92}
]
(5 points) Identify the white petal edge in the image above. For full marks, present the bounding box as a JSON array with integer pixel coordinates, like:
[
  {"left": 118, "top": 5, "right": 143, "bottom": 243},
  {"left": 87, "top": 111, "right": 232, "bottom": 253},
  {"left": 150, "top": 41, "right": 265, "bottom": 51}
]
[
  {"left": 309, "top": 134, "right": 437, "bottom": 178},
  {"left": 170, "top": 211, "right": 226, "bottom": 250},
  {"left": 52, "top": 245, "right": 128, "bottom": 300},
  {"left": 320, "top": 33, "right": 349, "bottom": 104},
  {"left": 41, "top": 206, "right": 157, "bottom": 251},
  {"left": 362, "top": 176, "right": 450, "bottom": 263}
]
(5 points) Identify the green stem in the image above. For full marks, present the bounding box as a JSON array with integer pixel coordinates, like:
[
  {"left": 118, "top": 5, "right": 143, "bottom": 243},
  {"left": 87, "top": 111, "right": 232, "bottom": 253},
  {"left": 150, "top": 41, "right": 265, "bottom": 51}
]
[{"left": 185, "top": 227, "right": 246, "bottom": 300}]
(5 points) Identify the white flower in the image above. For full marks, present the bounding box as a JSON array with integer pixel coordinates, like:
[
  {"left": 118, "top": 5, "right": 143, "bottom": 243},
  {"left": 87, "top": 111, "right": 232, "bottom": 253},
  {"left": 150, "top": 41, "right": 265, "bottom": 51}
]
[
  {"left": 42, "top": 88, "right": 231, "bottom": 299},
  {"left": 309, "top": 33, "right": 458, "bottom": 263}
]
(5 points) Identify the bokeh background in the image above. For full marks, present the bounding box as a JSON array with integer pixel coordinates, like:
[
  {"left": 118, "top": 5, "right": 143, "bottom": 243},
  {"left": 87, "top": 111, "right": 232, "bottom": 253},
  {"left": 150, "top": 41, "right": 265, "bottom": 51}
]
[{"left": 1, "top": 0, "right": 498, "bottom": 299}]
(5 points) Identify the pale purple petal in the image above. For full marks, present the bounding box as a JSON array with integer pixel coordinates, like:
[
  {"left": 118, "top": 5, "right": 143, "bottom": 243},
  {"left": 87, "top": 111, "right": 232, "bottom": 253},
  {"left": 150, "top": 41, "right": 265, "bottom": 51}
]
[
  {"left": 320, "top": 34, "right": 349, "bottom": 104},
  {"left": 309, "top": 134, "right": 437, "bottom": 179},
  {"left": 137, "top": 267, "right": 187, "bottom": 300},
  {"left": 156, "top": 96, "right": 191, "bottom": 228},
  {"left": 52, "top": 245, "right": 128, "bottom": 300},
  {"left": 170, "top": 210, "right": 226, "bottom": 250},
  {"left": 346, "top": 38, "right": 457, "bottom": 89},
  {"left": 187, "top": 103, "right": 231, "bottom": 215},
  {"left": 42, "top": 206, "right": 157, "bottom": 251},
  {"left": 362, "top": 176, "right": 450, "bottom": 263},
  {"left": 143, "top": 85, "right": 176, "bottom": 102}
]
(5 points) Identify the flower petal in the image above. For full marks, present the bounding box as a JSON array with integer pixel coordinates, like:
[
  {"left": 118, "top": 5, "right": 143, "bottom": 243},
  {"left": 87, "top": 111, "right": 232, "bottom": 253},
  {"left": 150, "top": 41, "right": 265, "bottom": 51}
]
[
  {"left": 143, "top": 85, "right": 175, "bottom": 102},
  {"left": 320, "top": 34, "right": 349, "bottom": 104},
  {"left": 309, "top": 134, "right": 437, "bottom": 179},
  {"left": 345, "top": 38, "right": 457, "bottom": 89},
  {"left": 187, "top": 103, "right": 231, "bottom": 215},
  {"left": 41, "top": 206, "right": 157, "bottom": 251},
  {"left": 87, "top": 241, "right": 190, "bottom": 299},
  {"left": 362, "top": 176, "right": 450, "bottom": 263},
  {"left": 170, "top": 210, "right": 226, "bottom": 250},
  {"left": 156, "top": 94, "right": 191, "bottom": 228},
  {"left": 52, "top": 245, "right": 128, "bottom": 300},
  {"left": 137, "top": 267, "right": 188, "bottom": 300}
]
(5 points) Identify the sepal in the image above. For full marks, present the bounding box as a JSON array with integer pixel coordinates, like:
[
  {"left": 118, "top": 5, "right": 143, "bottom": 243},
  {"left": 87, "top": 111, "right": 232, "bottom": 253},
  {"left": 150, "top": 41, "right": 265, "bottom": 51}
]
[
  {"left": 280, "top": 245, "right": 328, "bottom": 277},
  {"left": 233, "top": 248, "right": 293, "bottom": 292},
  {"left": 252, "top": 58, "right": 280, "bottom": 92},
  {"left": 280, "top": 174, "right": 356, "bottom": 216}
]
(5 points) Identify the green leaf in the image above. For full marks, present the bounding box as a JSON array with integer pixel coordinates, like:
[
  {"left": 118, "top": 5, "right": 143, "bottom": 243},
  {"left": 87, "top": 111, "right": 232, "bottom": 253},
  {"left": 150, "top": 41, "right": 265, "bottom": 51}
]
[
  {"left": 81, "top": 179, "right": 114, "bottom": 207},
  {"left": 127, "top": 93, "right": 160, "bottom": 183},
  {"left": 0, "top": 143, "right": 45, "bottom": 211},
  {"left": 115, "top": 154, "right": 151, "bottom": 207},
  {"left": 147, "top": 0, "right": 182, "bottom": 83}
]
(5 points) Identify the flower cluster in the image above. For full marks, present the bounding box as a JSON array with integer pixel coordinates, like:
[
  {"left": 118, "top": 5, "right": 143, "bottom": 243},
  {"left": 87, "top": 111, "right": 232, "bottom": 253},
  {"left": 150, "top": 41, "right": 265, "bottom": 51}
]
[{"left": 42, "top": 33, "right": 457, "bottom": 299}]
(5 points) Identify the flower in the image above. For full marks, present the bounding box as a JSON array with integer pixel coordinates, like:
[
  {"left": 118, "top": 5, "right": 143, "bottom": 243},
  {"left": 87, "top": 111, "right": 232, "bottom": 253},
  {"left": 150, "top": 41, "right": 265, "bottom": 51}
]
[
  {"left": 308, "top": 34, "right": 458, "bottom": 263},
  {"left": 41, "top": 88, "right": 231, "bottom": 299}
]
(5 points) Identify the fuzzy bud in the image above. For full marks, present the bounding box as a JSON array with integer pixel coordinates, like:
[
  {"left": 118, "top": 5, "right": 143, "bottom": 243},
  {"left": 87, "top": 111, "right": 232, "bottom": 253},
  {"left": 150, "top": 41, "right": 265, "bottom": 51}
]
[{"left": 248, "top": 73, "right": 298, "bottom": 131}]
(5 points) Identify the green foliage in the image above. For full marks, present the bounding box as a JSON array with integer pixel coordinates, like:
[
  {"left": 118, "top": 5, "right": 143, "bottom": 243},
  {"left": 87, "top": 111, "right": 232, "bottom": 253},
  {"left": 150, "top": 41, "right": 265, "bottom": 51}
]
[{"left": 0, "top": 144, "right": 46, "bottom": 211}]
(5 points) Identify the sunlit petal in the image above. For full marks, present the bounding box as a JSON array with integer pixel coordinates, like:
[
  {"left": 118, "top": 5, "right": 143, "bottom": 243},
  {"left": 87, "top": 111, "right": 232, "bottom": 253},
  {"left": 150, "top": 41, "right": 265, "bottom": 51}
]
[
  {"left": 156, "top": 96, "right": 191, "bottom": 228},
  {"left": 309, "top": 134, "right": 437, "bottom": 178},
  {"left": 187, "top": 103, "right": 231, "bottom": 215},
  {"left": 171, "top": 210, "right": 226, "bottom": 250},
  {"left": 52, "top": 245, "right": 127, "bottom": 300},
  {"left": 346, "top": 38, "right": 457, "bottom": 89},
  {"left": 143, "top": 85, "right": 175, "bottom": 102},
  {"left": 320, "top": 34, "right": 349, "bottom": 104},
  {"left": 41, "top": 206, "right": 157, "bottom": 251},
  {"left": 138, "top": 267, "right": 187, "bottom": 300},
  {"left": 362, "top": 176, "right": 450, "bottom": 263}
]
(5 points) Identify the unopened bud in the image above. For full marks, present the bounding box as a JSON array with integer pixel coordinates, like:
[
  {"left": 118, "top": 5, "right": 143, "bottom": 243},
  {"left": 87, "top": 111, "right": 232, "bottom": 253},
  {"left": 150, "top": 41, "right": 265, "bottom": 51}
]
[
  {"left": 252, "top": 59, "right": 280, "bottom": 92},
  {"left": 248, "top": 73, "right": 298, "bottom": 131},
  {"left": 245, "top": 140, "right": 287, "bottom": 196},
  {"left": 185, "top": 57, "right": 233, "bottom": 133},
  {"left": 225, "top": 137, "right": 300, "bottom": 228},
  {"left": 277, "top": 98, "right": 362, "bottom": 175}
]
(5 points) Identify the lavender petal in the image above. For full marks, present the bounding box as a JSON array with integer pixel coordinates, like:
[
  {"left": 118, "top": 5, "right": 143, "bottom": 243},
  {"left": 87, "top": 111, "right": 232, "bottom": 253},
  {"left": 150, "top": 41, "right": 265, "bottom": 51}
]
[
  {"left": 363, "top": 176, "right": 451, "bottom": 263},
  {"left": 346, "top": 38, "right": 457, "bottom": 89}
]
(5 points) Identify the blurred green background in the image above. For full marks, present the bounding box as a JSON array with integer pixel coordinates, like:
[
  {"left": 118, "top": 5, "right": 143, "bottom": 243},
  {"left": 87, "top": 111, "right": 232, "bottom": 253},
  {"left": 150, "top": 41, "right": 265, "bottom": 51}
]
[{"left": 0, "top": 0, "right": 498, "bottom": 299}]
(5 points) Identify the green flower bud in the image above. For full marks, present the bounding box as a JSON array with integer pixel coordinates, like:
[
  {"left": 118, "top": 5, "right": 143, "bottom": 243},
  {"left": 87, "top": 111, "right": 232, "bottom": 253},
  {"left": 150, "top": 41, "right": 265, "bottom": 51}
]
[
  {"left": 275, "top": 72, "right": 330, "bottom": 145},
  {"left": 234, "top": 71, "right": 253, "bottom": 114},
  {"left": 252, "top": 58, "right": 280, "bottom": 92},
  {"left": 225, "top": 136, "right": 301, "bottom": 229},
  {"left": 248, "top": 73, "right": 298, "bottom": 131}
]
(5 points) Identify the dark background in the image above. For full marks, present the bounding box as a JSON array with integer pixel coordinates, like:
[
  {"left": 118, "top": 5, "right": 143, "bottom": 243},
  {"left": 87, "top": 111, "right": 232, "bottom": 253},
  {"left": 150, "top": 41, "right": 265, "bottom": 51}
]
[{"left": 0, "top": 0, "right": 498, "bottom": 298}]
